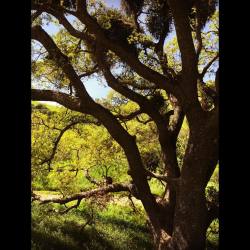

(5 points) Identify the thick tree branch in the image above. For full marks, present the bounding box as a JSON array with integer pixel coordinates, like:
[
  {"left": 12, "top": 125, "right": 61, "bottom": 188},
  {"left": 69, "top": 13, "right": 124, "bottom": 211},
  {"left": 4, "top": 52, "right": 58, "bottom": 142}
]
[
  {"left": 32, "top": 26, "right": 159, "bottom": 216},
  {"left": 75, "top": 1, "right": 179, "bottom": 96},
  {"left": 116, "top": 109, "right": 142, "bottom": 122},
  {"left": 168, "top": 0, "right": 197, "bottom": 74},
  {"left": 31, "top": 89, "right": 81, "bottom": 112},
  {"left": 32, "top": 25, "right": 92, "bottom": 103}
]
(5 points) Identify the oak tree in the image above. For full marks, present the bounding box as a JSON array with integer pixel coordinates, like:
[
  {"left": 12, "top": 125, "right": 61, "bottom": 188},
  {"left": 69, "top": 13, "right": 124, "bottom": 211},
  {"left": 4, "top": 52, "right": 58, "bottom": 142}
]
[{"left": 31, "top": 0, "right": 219, "bottom": 249}]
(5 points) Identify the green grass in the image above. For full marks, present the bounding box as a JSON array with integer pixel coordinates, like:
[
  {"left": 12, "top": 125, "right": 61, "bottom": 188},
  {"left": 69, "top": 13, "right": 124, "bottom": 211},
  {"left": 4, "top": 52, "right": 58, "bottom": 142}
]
[
  {"left": 32, "top": 197, "right": 153, "bottom": 250},
  {"left": 32, "top": 161, "right": 219, "bottom": 250},
  {"left": 32, "top": 196, "right": 219, "bottom": 250}
]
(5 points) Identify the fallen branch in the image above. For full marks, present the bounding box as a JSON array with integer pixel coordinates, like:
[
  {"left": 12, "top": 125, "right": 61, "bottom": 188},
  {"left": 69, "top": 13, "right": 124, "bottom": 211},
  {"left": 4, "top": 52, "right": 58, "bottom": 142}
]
[{"left": 34, "top": 183, "right": 131, "bottom": 205}]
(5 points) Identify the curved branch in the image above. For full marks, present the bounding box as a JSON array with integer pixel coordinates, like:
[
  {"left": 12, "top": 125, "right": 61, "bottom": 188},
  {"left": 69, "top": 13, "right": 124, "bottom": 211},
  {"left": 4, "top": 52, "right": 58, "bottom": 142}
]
[
  {"left": 85, "top": 169, "right": 102, "bottom": 186},
  {"left": 96, "top": 54, "right": 147, "bottom": 106},
  {"left": 32, "top": 25, "right": 91, "bottom": 102},
  {"left": 200, "top": 54, "right": 219, "bottom": 78},
  {"left": 32, "top": 89, "right": 81, "bottom": 111},
  {"left": 40, "top": 118, "right": 99, "bottom": 169}
]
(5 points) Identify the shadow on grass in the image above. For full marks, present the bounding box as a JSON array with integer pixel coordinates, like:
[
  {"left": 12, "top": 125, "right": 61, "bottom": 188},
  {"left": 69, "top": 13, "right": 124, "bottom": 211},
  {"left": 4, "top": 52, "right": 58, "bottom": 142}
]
[
  {"left": 32, "top": 212, "right": 153, "bottom": 250},
  {"left": 97, "top": 215, "right": 150, "bottom": 233},
  {"left": 32, "top": 225, "right": 115, "bottom": 250}
]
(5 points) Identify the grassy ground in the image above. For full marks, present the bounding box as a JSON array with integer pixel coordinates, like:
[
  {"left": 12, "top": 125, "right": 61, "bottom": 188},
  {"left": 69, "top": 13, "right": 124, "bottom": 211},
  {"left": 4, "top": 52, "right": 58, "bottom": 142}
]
[
  {"left": 32, "top": 195, "right": 153, "bottom": 250},
  {"left": 32, "top": 192, "right": 218, "bottom": 250}
]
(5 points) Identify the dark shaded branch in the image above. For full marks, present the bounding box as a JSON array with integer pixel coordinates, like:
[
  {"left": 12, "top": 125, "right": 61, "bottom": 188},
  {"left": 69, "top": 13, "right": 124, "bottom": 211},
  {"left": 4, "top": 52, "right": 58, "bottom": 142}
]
[
  {"left": 60, "top": 199, "right": 81, "bottom": 214},
  {"left": 31, "top": 9, "right": 160, "bottom": 227},
  {"left": 200, "top": 54, "right": 219, "bottom": 78},
  {"left": 116, "top": 109, "right": 142, "bottom": 122},
  {"left": 85, "top": 169, "right": 102, "bottom": 186},
  {"left": 39, "top": 121, "right": 82, "bottom": 168},
  {"left": 32, "top": 25, "right": 91, "bottom": 102},
  {"left": 31, "top": 89, "right": 81, "bottom": 112},
  {"left": 168, "top": 0, "right": 204, "bottom": 116},
  {"left": 95, "top": 52, "right": 167, "bottom": 126},
  {"left": 95, "top": 48, "right": 150, "bottom": 107},
  {"left": 136, "top": 116, "right": 153, "bottom": 125},
  {"left": 145, "top": 169, "right": 180, "bottom": 186},
  {"left": 168, "top": 0, "right": 197, "bottom": 74},
  {"left": 78, "top": 65, "right": 98, "bottom": 78},
  {"left": 32, "top": 4, "right": 94, "bottom": 45},
  {"left": 32, "top": 114, "right": 61, "bottom": 131},
  {"left": 40, "top": 118, "right": 100, "bottom": 169}
]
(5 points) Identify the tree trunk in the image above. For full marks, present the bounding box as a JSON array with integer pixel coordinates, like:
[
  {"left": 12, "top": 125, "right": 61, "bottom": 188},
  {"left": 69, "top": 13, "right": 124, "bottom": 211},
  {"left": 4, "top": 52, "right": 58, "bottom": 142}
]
[{"left": 157, "top": 114, "right": 218, "bottom": 250}]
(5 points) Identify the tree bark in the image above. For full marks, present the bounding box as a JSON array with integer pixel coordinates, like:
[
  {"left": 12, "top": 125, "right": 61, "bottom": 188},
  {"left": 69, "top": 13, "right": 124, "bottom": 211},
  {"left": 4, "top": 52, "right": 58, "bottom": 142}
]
[{"left": 159, "top": 114, "right": 218, "bottom": 250}]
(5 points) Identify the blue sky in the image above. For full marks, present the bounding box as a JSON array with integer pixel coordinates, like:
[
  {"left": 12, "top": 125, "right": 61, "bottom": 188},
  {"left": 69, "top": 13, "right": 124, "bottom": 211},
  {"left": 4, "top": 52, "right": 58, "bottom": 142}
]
[
  {"left": 43, "top": 0, "right": 121, "bottom": 100},
  {"left": 39, "top": 0, "right": 217, "bottom": 102}
]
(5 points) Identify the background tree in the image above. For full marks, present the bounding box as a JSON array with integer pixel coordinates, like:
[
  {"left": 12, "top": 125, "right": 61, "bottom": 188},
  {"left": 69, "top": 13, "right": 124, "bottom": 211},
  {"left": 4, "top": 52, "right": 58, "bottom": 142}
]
[{"left": 31, "top": 0, "right": 219, "bottom": 249}]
